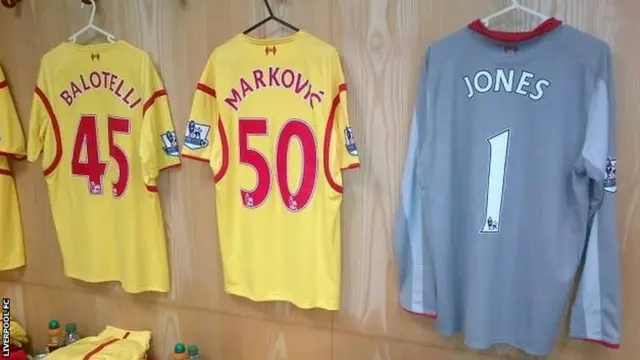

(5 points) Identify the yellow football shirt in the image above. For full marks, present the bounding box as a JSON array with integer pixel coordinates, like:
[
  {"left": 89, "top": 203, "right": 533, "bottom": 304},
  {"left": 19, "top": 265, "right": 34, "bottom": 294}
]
[
  {"left": 0, "top": 65, "right": 26, "bottom": 271},
  {"left": 27, "top": 41, "right": 180, "bottom": 293},
  {"left": 182, "top": 31, "right": 360, "bottom": 310}
]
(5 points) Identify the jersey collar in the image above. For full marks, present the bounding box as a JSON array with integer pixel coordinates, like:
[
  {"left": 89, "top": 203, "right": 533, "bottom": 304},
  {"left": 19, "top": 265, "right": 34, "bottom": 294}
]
[{"left": 468, "top": 17, "right": 562, "bottom": 43}]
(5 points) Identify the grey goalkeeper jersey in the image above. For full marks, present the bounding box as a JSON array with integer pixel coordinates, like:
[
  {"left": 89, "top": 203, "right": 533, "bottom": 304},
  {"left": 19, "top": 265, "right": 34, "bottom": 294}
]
[{"left": 395, "top": 18, "right": 620, "bottom": 356}]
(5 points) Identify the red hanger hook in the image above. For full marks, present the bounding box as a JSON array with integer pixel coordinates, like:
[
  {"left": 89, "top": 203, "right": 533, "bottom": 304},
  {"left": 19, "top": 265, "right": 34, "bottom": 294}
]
[{"left": 1, "top": 0, "right": 21, "bottom": 8}]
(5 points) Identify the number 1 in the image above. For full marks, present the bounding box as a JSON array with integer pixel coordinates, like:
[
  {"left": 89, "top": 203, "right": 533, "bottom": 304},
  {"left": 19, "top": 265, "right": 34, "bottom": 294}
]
[{"left": 480, "top": 129, "right": 510, "bottom": 234}]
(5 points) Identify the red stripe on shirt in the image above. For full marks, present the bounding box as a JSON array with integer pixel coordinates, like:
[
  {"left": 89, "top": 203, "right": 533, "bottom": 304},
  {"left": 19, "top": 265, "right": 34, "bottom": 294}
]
[
  {"left": 0, "top": 81, "right": 8, "bottom": 89},
  {"left": 160, "top": 163, "right": 181, "bottom": 172},
  {"left": 342, "top": 163, "right": 360, "bottom": 170},
  {"left": 196, "top": 83, "right": 216, "bottom": 98},
  {"left": 145, "top": 160, "right": 181, "bottom": 193},
  {"left": 182, "top": 154, "right": 209, "bottom": 163},
  {"left": 35, "top": 86, "right": 63, "bottom": 177},
  {"left": 0, "top": 151, "right": 25, "bottom": 160},
  {"left": 142, "top": 89, "right": 167, "bottom": 116},
  {"left": 323, "top": 83, "right": 348, "bottom": 194},
  {"left": 213, "top": 118, "right": 229, "bottom": 183},
  {"left": 83, "top": 338, "right": 120, "bottom": 360}
]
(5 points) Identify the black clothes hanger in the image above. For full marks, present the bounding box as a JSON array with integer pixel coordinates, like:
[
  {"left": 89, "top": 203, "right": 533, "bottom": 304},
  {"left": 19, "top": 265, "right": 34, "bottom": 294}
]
[{"left": 243, "top": 0, "right": 299, "bottom": 35}]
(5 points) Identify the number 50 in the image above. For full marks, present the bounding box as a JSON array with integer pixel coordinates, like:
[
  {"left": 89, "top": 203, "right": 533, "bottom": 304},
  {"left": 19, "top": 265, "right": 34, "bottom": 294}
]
[{"left": 239, "top": 117, "right": 318, "bottom": 212}]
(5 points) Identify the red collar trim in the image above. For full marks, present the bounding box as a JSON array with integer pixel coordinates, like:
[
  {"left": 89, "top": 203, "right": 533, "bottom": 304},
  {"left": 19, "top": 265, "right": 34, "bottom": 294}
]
[{"left": 468, "top": 17, "right": 562, "bottom": 43}]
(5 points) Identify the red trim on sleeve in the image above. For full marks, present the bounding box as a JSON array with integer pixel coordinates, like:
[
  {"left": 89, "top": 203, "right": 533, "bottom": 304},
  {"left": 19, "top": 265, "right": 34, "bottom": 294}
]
[
  {"left": 35, "top": 86, "right": 63, "bottom": 177},
  {"left": 577, "top": 338, "right": 620, "bottom": 349},
  {"left": 159, "top": 163, "right": 181, "bottom": 172},
  {"left": 0, "top": 151, "right": 25, "bottom": 160},
  {"left": 82, "top": 338, "right": 121, "bottom": 360},
  {"left": 213, "top": 118, "right": 229, "bottom": 183},
  {"left": 402, "top": 307, "right": 437, "bottom": 319},
  {"left": 142, "top": 89, "right": 167, "bottom": 116},
  {"left": 342, "top": 163, "right": 360, "bottom": 170},
  {"left": 182, "top": 154, "right": 209, "bottom": 163},
  {"left": 0, "top": 169, "right": 12, "bottom": 177},
  {"left": 0, "top": 82, "right": 22, "bottom": 161},
  {"left": 323, "top": 83, "right": 348, "bottom": 194},
  {"left": 196, "top": 83, "right": 217, "bottom": 98},
  {"left": 468, "top": 17, "right": 562, "bottom": 43},
  {"left": 144, "top": 164, "right": 180, "bottom": 193}
]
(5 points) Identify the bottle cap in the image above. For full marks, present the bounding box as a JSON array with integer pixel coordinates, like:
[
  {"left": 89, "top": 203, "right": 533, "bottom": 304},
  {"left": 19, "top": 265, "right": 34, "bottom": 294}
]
[
  {"left": 187, "top": 345, "right": 199, "bottom": 355},
  {"left": 48, "top": 320, "right": 60, "bottom": 330},
  {"left": 174, "top": 343, "right": 186, "bottom": 353},
  {"left": 65, "top": 323, "right": 77, "bottom": 332}
]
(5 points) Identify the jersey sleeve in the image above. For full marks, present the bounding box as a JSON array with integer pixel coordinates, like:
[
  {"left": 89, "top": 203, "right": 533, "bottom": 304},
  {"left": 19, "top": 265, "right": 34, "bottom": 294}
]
[
  {"left": 394, "top": 50, "right": 437, "bottom": 318},
  {"left": 181, "top": 54, "right": 224, "bottom": 170},
  {"left": 27, "top": 61, "right": 62, "bottom": 176},
  {"left": 139, "top": 55, "right": 181, "bottom": 191},
  {"left": 324, "top": 51, "right": 360, "bottom": 193},
  {"left": 569, "top": 46, "right": 621, "bottom": 349},
  {"left": 0, "top": 66, "right": 26, "bottom": 159}
]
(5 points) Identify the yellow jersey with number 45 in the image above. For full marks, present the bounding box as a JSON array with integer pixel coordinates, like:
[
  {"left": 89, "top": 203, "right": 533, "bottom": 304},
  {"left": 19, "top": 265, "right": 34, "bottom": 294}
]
[
  {"left": 0, "top": 65, "right": 26, "bottom": 271},
  {"left": 27, "top": 41, "right": 180, "bottom": 293},
  {"left": 182, "top": 31, "right": 360, "bottom": 310}
]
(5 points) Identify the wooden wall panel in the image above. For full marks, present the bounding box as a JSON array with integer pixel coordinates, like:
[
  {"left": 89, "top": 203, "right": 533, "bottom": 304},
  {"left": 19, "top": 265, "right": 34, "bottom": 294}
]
[{"left": 1, "top": 0, "right": 639, "bottom": 359}]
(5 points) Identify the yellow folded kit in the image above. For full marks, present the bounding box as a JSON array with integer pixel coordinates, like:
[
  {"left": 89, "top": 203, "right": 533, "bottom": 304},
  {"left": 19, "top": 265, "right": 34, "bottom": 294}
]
[{"left": 45, "top": 326, "right": 151, "bottom": 360}]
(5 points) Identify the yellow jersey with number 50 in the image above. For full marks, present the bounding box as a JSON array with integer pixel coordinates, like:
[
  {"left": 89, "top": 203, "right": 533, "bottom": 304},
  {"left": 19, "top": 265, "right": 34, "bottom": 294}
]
[
  {"left": 0, "top": 65, "right": 26, "bottom": 271},
  {"left": 182, "top": 31, "right": 360, "bottom": 310},
  {"left": 27, "top": 41, "right": 180, "bottom": 293}
]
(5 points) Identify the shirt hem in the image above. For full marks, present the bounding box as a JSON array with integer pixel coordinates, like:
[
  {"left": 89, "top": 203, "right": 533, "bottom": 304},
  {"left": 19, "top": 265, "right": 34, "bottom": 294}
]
[
  {"left": 65, "top": 273, "right": 169, "bottom": 294},
  {"left": 0, "top": 261, "right": 25, "bottom": 272},
  {"left": 225, "top": 286, "right": 339, "bottom": 311},
  {"left": 435, "top": 329, "right": 553, "bottom": 357},
  {"left": 574, "top": 337, "right": 620, "bottom": 349},
  {"left": 401, "top": 304, "right": 437, "bottom": 319}
]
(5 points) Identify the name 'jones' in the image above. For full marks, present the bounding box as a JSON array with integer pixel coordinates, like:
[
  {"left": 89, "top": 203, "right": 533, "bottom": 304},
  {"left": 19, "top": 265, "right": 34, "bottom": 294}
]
[{"left": 463, "top": 69, "right": 551, "bottom": 101}]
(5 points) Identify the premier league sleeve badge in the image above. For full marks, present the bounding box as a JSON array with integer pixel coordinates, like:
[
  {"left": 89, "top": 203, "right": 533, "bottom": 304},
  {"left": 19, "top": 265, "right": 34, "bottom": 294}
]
[{"left": 604, "top": 156, "right": 617, "bottom": 193}]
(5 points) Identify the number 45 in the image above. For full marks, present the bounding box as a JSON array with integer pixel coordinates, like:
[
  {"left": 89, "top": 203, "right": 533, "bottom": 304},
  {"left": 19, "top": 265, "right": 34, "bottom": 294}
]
[{"left": 71, "top": 114, "right": 131, "bottom": 198}]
